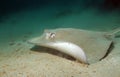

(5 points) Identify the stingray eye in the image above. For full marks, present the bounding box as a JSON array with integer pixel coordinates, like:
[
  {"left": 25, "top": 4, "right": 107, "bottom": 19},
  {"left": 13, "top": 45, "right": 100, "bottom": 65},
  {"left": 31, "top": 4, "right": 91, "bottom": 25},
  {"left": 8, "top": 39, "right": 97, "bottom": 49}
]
[
  {"left": 45, "top": 32, "right": 56, "bottom": 39},
  {"left": 50, "top": 33, "right": 56, "bottom": 38}
]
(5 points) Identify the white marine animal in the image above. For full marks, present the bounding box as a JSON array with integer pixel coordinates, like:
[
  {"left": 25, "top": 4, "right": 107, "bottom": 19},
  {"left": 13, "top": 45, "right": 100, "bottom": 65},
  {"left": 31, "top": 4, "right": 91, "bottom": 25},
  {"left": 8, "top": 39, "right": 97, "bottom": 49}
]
[{"left": 29, "top": 28, "right": 120, "bottom": 64}]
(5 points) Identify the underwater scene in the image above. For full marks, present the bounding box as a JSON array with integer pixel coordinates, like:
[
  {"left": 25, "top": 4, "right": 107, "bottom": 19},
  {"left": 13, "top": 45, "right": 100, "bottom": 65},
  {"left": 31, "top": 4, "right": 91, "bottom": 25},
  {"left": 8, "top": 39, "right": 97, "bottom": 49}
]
[{"left": 0, "top": 0, "right": 120, "bottom": 77}]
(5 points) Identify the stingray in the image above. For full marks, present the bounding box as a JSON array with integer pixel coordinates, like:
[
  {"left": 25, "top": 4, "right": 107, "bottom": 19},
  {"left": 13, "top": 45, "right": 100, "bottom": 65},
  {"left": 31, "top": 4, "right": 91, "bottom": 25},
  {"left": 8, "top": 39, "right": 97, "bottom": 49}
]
[{"left": 28, "top": 28, "right": 120, "bottom": 64}]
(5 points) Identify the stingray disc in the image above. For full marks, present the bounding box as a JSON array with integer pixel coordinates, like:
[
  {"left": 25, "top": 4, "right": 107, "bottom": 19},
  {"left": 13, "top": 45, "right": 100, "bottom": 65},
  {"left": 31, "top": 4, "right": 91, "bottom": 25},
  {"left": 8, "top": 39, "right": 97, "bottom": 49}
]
[{"left": 29, "top": 28, "right": 113, "bottom": 64}]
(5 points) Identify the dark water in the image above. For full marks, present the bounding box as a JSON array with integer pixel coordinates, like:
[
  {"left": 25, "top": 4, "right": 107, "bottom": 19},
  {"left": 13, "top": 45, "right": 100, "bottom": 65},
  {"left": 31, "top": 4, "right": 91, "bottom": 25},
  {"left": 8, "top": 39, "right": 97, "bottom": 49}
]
[
  {"left": 0, "top": 0, "right": 120, "bottom": 14},
  {"left": 0, "top": 0, "right": 120, "bottom": 47}
]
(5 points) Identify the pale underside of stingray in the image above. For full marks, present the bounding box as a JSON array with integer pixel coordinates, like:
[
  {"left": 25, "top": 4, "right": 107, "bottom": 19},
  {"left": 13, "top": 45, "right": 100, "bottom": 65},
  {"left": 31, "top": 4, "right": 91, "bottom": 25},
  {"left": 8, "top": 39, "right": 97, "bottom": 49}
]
[{"left": 28, "top": 28, "right": 120, "bottom": 64}]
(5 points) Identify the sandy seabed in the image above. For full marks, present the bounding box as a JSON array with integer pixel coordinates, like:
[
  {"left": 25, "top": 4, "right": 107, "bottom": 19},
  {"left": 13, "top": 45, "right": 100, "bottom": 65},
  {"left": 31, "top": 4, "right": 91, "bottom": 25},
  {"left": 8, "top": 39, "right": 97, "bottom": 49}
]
[{"left": 0, "top": 32, "right": 120, "bottom": 77}]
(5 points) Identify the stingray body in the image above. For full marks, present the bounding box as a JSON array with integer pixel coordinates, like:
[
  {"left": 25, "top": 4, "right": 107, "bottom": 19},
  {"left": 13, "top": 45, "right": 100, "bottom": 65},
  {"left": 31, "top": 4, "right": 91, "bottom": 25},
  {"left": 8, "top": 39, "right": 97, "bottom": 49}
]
[{"left": 29, "top": 28, "right": 120, "bottom": 64}]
